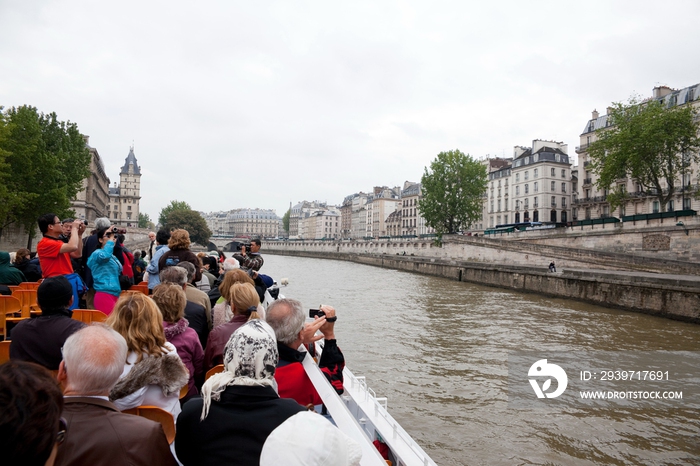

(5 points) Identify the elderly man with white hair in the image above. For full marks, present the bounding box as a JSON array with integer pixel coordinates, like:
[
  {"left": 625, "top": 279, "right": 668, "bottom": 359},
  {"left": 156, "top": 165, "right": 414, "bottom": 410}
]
[{"left": 55, "top": 325, "right": 177, "bottom": 466}]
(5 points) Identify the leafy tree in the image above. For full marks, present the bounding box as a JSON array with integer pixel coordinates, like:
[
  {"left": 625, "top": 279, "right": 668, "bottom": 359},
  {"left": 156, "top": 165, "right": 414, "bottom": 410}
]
[
  {"left": 162, "top": 209, "right": 212, "bottom": 246},
  {"left": 0, "top": 106, "right": 91, "bottom": 244},
  {"left": 138, "top": 212, "right": 154, "bottom": 229},
  {"left": 588, "top": 97, "right": 700, "bottom": 212},
  {"left": 158, "top": 200, "right": 191, "bottom": 227},
  {"left": 282, "top": 207, "right": 291, "bottom": 232},
  {"left": 420, "top": 149, "right": 487, "bottom": 236}
]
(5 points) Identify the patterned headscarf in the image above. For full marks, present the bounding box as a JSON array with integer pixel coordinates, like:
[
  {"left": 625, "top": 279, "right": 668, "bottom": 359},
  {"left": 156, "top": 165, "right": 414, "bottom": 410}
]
[{"left": 200, "top": 320, "right": 279, "bottom": 420}]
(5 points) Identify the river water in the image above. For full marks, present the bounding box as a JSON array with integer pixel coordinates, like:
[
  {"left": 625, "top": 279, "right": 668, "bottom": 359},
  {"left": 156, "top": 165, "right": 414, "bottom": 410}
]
[{"left": 256, "top": 253, "right": 699, "bottom": 466}]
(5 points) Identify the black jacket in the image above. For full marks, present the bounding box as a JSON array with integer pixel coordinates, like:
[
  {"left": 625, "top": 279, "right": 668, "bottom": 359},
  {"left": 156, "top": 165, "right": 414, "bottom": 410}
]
[{"left": 175, "top": 385, "right": 305, "bottom": 466}]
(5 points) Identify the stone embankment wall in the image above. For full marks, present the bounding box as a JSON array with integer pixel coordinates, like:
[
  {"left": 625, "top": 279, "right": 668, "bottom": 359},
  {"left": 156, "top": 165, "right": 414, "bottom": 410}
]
[
  {"left": 265, "top": 225, "right": 700, "bottom": 323},
  {"left": 267, "top": 249, "right": 700, "bottom": 323}
]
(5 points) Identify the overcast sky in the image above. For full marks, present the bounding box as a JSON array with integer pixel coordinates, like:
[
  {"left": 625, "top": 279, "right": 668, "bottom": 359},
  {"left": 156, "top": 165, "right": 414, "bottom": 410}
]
[{"left": 2, "top": 1, "right": 700, "bottom": 221}]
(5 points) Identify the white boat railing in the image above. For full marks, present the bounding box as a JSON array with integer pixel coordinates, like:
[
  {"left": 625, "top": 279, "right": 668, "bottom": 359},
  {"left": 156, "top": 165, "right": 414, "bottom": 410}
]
[
  {"left": 303, "top": 342, "right": 438, "bottom": 466},
  {"left": 343, "top": 367, "right": 438, "bottom": 466},
  {"left": 301, "top": 352, "right": 388, "bottom": 466}
]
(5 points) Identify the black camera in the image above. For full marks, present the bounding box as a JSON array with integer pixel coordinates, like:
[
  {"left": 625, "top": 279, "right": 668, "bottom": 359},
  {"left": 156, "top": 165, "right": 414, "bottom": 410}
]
[
  {"left": 236, "top": 242, "right": 252, "bottom": 251},
  {"left": 308, "top": 308, "right": 337, "bottom": 322},
  {"left": 112, "top": 226, "right": 127, "bottom": 235},
  {"left": 309, "top": 309, "right": 325, "bottom": 318}
]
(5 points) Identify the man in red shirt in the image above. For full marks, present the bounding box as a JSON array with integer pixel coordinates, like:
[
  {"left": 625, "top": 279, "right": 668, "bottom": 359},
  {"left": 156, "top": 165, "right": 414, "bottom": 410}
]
[
  {"left": 37, "top": 213, "right": 87, "bottom": 308},
  {"left": 266, "top": 299, "right": 345, "bottom": 408}
]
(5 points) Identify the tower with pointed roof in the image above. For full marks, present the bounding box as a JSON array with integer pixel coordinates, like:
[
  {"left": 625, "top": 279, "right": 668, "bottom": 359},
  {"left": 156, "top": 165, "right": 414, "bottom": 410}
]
[{"left": 107, "top": 146, "right": 142, "bottom": 227}]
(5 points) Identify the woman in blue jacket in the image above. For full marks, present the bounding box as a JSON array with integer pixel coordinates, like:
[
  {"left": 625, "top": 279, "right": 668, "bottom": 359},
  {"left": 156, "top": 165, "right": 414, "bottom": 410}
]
[{"left": 87, "top": 227, "right": 122, "bottom": 315}]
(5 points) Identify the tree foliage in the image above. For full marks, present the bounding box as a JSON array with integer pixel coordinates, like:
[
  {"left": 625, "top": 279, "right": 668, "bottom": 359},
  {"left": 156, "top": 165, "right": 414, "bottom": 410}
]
[
  {"left": 158, "top": 200, "right": 191, "bottom": 227},
  {"left": 420, "top": 149, "right": 487, "bottom": 235},
  {"left": 138, "top": 212, "right": 154, "bottom": 229},
  {"left": 282, "top": 207, "right": 291, "bottom": 232},
  {"left": 0, "top": 106, "right": 91, "bottom": 241},
  {"left": 588, "top": 97, "right": 700, "bottom": 212},
  {"left": 162, "top": 208, "right": 212, "bottom": 246}
]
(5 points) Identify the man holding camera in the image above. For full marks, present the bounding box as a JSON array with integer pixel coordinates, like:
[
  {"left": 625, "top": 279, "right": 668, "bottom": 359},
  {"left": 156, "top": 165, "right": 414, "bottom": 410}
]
[
  {"left": 37, "top": 213, "right": 87, "bottom": 309},
  {"left": 232, "top": 238, "right": 264, "bottom": 271},
  {"left": 266, "top": 300, "right": 345, "bottom": 408}
]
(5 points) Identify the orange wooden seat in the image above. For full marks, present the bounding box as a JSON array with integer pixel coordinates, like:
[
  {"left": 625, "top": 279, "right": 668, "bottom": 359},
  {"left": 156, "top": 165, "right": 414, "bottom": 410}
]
[
  {"left": 7, "top": 285, "right": 20, "bottom": 294},
  {"left": 1, "top": 295, "right": 24, "bottom": 339},
  {"left": 18, "top": 282, "right": 39, "bottom": 290},
  {"left": 0, "top": 340, "right": 10, "bottom": 364},
  {"left": 137, "top": 281, "right": 148, "bottom": 287},
  {"left": 71, "top": 309, "right": 108, "bottom": 323},
  {"left": 18, "top": 282, "right": 41, "bottom": 290},
  {"left": 205, "top": 364, "right": 224, "bottom": 381},
  {"left": 179, "top": 384, "right": 189, "bottom": 399},
  {"left": 122, "top": 406, "right": 175, "bottom": 444},
  {"left": 11, "top": 289, "right": 39, "bottom": 316},
  {"left": 129, "top": 284, "right": 149, "bottom": 295}
]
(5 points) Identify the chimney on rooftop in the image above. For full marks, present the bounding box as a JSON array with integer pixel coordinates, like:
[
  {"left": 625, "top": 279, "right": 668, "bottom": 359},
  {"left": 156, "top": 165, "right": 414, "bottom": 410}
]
[
  {"left": 592, "top": 109, "right": 599, "bottom": 119},
  {"left": 653, "top": 85, "right": 673, "bottom": 99}
]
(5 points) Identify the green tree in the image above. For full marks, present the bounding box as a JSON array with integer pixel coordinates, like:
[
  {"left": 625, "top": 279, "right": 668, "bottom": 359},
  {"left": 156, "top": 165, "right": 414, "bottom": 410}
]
[
  {"left": 162, "top": 209, "right": 212, "bottom": 246},
  {"left": 588, "top": 97, "right": 700, "bottom": 212},
  {"left": 0, "top": 106, "right": 91, "bottom": 244},
  {"left": 138, "top": 212, "right": 154, "bottom": 229},
  {"left": 158, "top": 200, "right": 191, "bottom": 227},
  {"left": 282, "top": 207, "right": 291, "bottom": 232},
  {"left": 420, "top": 149, "right": 487, "bottom": 236}
]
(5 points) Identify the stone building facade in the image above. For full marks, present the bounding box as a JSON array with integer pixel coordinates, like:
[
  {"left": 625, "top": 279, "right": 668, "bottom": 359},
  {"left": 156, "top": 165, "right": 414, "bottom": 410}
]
[
  {"left": 575, "top": 83, "right": 700, "bottom": 220},
  {"left": 70, "top": 136, "right": 110, "bottom": 224},
  {"left": 227, "top": 208, "right": 281, "bottom": 238},
  {"left": 484, "top": 140, "right": 573, "bottom": 228},
  {"left": 108, "top": 147, "right": 141, "bottom": 227}
]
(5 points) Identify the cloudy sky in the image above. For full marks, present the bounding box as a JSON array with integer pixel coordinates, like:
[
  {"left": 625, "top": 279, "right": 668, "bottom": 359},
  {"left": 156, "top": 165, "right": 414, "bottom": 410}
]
[{"left": 2, "top": 1, "right": 700, "bottom": 221}]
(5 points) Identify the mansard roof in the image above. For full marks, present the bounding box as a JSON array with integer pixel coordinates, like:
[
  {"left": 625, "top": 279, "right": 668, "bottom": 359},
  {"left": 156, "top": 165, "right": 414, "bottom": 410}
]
[
  {"left": 120, "top": 148, "right": 141, "bottom": 175},
  {"left": 581, "top": 82, "right": 700, "bottom": 135}
]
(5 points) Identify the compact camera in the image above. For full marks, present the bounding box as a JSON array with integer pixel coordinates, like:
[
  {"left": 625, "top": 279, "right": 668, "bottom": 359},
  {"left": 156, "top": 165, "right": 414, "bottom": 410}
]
[
  {"left": 111, "top": 226, "right": 127, "bottom": 235},
  {"left": 308, "top": 309, "right": 337, "bottom": 322}
]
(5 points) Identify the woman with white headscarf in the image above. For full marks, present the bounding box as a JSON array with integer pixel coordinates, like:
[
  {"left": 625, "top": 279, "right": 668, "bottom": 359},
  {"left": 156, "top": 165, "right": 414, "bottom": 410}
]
[{"left": 175, "top": 320, "right": 306, "bottom": 466}]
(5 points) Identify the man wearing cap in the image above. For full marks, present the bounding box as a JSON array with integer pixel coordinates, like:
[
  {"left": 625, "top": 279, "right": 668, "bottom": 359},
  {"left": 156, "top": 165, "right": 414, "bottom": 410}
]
[{"left": 9, "top": 276, "right": 86, "bottom": 370}]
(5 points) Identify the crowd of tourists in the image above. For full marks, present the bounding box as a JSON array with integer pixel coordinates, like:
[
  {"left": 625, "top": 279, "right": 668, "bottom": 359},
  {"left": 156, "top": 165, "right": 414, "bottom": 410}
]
[{"left": 0, "top": 214, "right": 364, "bottom": 465}]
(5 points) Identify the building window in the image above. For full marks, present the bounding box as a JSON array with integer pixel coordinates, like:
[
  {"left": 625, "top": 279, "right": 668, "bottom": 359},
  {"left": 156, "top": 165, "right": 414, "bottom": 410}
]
[
  {"left": 667, "top": 200, "right": 674, "bottom": 212},
  {"left": 561, "top": 169, "right": 566, "bottom": 178},
  {"left": 127, "top": 206, "right": 131, "bottom": 211},
  {"left": 516, "top": 186, "right": 520, "bottom": 195},
  {"left": 533, "top": 196, "right": 538, "bottom": 207},
  {"left": 652, "top": 201, "right": 660, "bottom": 213},
  {"left": 516, "top": 173, "right": 520, "bottom": 182},
  {"left": 534, "top": 168, "right": 538, "bottom": 177},
  {"left": 534, "top": 182, "right": 538, "bottom": 193},
  {"left": 684, "top": 198, "right": 692, "bottom": 210},
  {"left": 525, "top": 171, "right": 529, "bottom": 180},
  {"left": 551, "top": 181, "right": 556, "bottom": 191},
  {"left": 561, "top": 183, "right": 566, "bottom": 193},
  {"left": 525, "top": 184, "right": 529, "bottom": 194},
  {"left": 562, "top": 197, "right": 567, "bottom": 208},
  {"left": 551, "top": 196, "right": 556, "bottom": 207}
]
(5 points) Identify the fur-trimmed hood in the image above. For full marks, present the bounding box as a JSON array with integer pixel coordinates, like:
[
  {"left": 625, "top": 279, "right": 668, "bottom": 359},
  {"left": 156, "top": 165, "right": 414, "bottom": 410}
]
[{"left": 109, "top": 352, "right": 188, "bottom": 401}]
